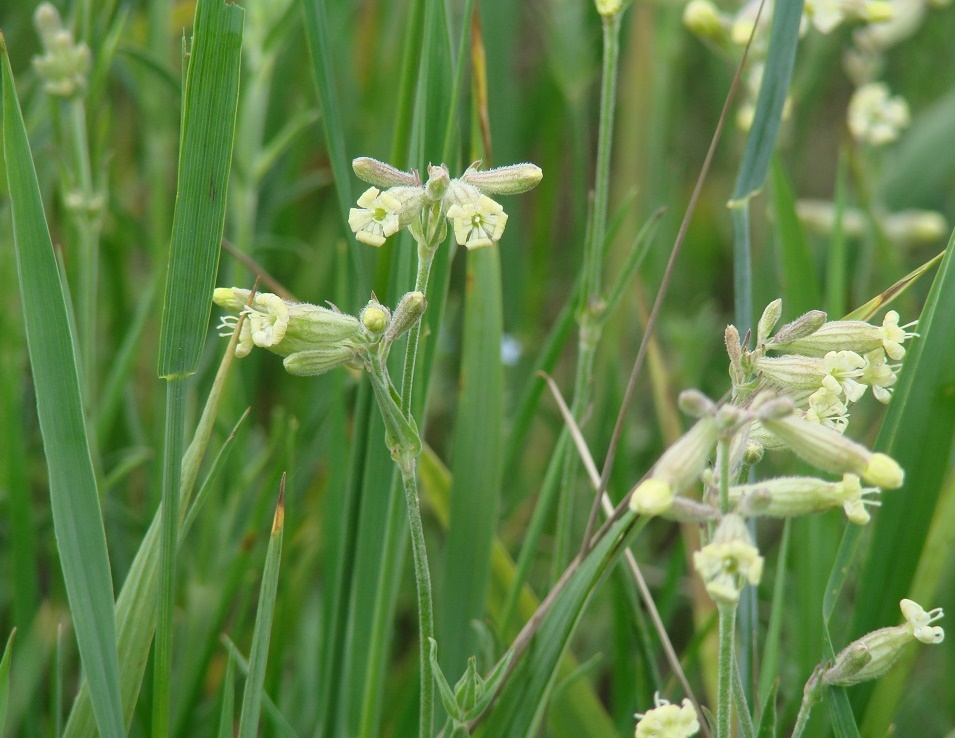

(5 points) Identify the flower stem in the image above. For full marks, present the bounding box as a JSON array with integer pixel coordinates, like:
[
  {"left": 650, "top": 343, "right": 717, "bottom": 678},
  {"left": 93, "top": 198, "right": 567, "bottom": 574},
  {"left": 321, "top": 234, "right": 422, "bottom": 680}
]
[
  {"left": 401, "top": 461, "right": 435, "bottom": 737},
  {"left": 717, "top": 602, "right": 737, "bottom": 738}
]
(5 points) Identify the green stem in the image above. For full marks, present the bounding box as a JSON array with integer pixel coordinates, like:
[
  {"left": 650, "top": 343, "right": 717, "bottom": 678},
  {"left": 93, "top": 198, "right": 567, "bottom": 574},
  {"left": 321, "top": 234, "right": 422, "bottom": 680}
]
[
  {"left": 153, "top": 377, "right": 185, "bottom": 737},
  {"left": 554, "top": 7, "right": 622, "bottom": 576},
  {"left": 401, "top": 462, "right": 435, "bottom": 737},
  {"left": 400, "top": 230, "right": 438, "bottom": 418},
  {"left": 718, "top": 437, "right": 731, "bottom": 514},
  {"left": 717, "top": 602, "right": 737, "bottom": 738},
  {"left": 63, "top": 96, "right": 99, "bottom": 403}
]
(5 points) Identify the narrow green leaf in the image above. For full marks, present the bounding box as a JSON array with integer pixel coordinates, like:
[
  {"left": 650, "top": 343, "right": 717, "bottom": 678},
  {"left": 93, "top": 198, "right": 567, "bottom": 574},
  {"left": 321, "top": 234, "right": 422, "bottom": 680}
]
[
  {"left": 217, "top": 653, "right": 236, "bottom": 738},
  {"left": 157, "top": 0, "right": 244, "bottom": 378},
  {"left": 441, "top": 245, "right": 504, "bottom": 680},
  {"left": 474, "top": 515, "right": 641, "bottom": 736},
  {"left": 1, "top": 34, "right": 124, "bottom": 738},
  {"left": 850, "top": 229, "right": 955, "bottom": 705},
  {"left": 755, "top": 679, "right": 777, "bottom": 738},
  {"left": 730, "top": 0, "right": 804, "bottom": 206},
  {"left": 238, "top": 478, "right": 286, "bottom": 738},
  {"left": 0, "top": 630, "right": 14, "bottom": 731},
  {"left": 769, "top": 157, "right": 819, "bottom": 314}
]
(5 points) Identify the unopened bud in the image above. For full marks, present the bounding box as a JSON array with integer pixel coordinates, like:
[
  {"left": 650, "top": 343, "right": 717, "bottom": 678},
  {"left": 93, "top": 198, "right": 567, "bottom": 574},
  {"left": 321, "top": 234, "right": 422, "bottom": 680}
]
[
  {"left": 770, "top": 310, "right": 828, "bottom": 345},
  {"left": 683, "top": 0, "right": 726, "bottom": 41},
  {"left": 352, "top": 157, "right": 419, "bottom": 188},
  {"left": 284, "top": 346, "right": 359, "bottom": 377},
  {"left": 460, "top": 162, "right": 544, "bottom": 196},
  {"left": 360, "top": 300, "right": 390, "bottom": 336},
  {"left": 757, "top": 299, "right": 782, "bottom": 345},
  {"left": 425, "top": 165, "right": 451, "bottom": 202},
  {"left": 386, "top": 291, "right": 427, "bottom": 343},
  {"left": 678, "top": 389, "right": 715, "bottom": 417}
]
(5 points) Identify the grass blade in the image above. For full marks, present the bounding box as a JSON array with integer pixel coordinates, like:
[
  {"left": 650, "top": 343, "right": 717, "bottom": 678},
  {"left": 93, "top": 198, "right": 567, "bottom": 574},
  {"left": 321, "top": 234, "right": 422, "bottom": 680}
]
[
  {"left": 1, "top": 33, "right": 125, "bottom": 738},
  {"left": 0, "top": 630, "right": 13, "bottom": 731},
  {"left": 440, "top": 245, "right": 504, "bottom": 681},
  {"left": 156, "top": 0, "right": 243, "bottom": 379},
  {"left": 217, "top": 653, "right": 236, "bottom": 738},
  {"left": 238, "top": 477, "right": 286, "bottom": 738},
  {"left": 730, "top": 0, "right": 804, "bottom": 206}
]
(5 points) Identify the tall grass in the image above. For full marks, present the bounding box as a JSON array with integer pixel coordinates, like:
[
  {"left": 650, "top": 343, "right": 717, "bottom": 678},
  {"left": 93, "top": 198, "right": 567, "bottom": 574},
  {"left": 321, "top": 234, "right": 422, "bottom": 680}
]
[{"left": 1, "top": 0, "right": 954, "bottom": 736}]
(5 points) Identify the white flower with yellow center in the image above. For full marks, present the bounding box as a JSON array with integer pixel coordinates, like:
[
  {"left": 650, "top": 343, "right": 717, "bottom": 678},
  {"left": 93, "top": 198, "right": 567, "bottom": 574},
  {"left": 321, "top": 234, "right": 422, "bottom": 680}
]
[
  {"left": 348, "top": 187, "right": 404, "bottom": 247},
  {"left": 634, "top": 693, "right": 700, "bottom": 738},
  {"left": 693, "top": 514, "right": 763, "bottom": 604},
  {"left": 446, "top": 195, "right": 509, "bottom": 250},
  {"left": 821, "top": 350, "right": 867, "bottom": 402},
  {"left": 859, "top": 348, "right": 897, "bottom": 403}
]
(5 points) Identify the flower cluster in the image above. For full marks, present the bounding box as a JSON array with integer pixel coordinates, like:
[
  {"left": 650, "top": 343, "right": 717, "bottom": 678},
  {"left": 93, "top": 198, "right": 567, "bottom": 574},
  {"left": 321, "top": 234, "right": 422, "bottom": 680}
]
[
  {"left": 732, "top": 299, "right": 917, "bottom": 434},
  {"left": 347, "top": 157, "right": 542, "bottom": 250},
  {"left": 634, "top": 693, "right": 700, "bottom": 738},
  {"left": 213, "top": 288, "right": 424, "bottom": 376},
  {"left": 32, "top": 3, "right": 92, "bottom": 98},
  {"left": 626, "top": 299, "right": 912, "bottom": 609}
]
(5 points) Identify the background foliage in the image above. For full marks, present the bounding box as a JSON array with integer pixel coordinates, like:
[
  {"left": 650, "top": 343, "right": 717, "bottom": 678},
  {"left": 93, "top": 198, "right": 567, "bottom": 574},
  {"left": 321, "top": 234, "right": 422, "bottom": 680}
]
[{"left": 1, "top": 0, "right": 954, "bottom": 735}]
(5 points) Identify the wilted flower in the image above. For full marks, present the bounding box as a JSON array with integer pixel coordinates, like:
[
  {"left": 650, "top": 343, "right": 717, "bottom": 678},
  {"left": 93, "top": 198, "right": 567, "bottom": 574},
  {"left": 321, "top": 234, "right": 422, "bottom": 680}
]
[{"left": 730, "top": 473, "right": 881, "bottom": 524}]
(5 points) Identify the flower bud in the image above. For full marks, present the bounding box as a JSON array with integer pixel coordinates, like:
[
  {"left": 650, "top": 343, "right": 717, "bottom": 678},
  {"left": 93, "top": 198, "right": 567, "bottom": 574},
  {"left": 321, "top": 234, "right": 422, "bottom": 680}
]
[
  {"left": 628, "top": 417, "right": 718, "bottom": 516},
  {"left": 823, "top": 599, "right": 944, "bottom": 687},
  {"left": 693, "top": 514, "right": 763, "bottom": 605},
  {"left": 425, "top": 164, "right": 451, "bottom": 202},
  {"left": 678, "top": 389, "right": 715, "bottom": 418},
  {"left": 760, "top": 412, "right": 904, "bottom": 489},
  {"left": 460, "top": 162, "right": 543, "bottom": 196},
  {"left": 360, "top": 300, "right": 390, "bottom": 336},
  {"left": 756, "top": 299, "right": 782, "bottom": 345},
  {"left": 283, "top": 346, "right": 360, "bottom": 376},
  {"left": 352, "top": 157, "right": 419, "bottom": 188},
  {"left": 770, "top": 310, "right": 828, "bottom": 345},
  {"left": 385, "top": 291, "right": 427, "bottom": 343}
]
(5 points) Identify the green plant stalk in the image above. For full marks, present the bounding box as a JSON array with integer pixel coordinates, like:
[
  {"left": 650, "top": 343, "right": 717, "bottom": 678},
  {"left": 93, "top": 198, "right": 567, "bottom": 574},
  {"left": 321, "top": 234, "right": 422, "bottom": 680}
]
[
  {"left": 717, "top": 602, "right": 736, "bottom": 738},
  {"left": 153, "top": 377, "right": 186, "bottom": 737},
  {"left": 60, "top": 96, "right": 101, "bottom": 402},
  {"left": 400, "top": 203, "right": 442, "bottom": 417},
  {"left": 553, "top": 7, "right": 622, "bottom": 577},
  {"left": 369, "top": 342, "right": 433, "bottom": 735}
]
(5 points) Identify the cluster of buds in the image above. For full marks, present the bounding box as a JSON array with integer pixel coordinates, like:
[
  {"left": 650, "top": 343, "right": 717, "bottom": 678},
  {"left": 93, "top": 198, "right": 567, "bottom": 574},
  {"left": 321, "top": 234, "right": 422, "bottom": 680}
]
[
  {"left": 32, "top": 3, "right": 92, "bottom": 98},
  {"left": 348, "top": 157, "right": 542, "bottom": 250},
  {"left": 213, "top": 288, "right": 425, "bottom": 376},
  {"left": 633, "top": 693, "right": 700, "bottom": 738},
  {"left": 729, "top": 299, "right": 917, "bottom": 436}
]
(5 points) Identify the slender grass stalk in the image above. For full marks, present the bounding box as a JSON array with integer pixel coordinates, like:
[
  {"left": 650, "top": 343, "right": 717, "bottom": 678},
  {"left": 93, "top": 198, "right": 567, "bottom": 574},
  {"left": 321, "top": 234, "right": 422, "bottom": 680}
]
[
  {"left": 553, "top": 7, "right": 622, "bottom": 577},
  {"left": 152, "top": 377, "right": 185, "bottom": 736}
]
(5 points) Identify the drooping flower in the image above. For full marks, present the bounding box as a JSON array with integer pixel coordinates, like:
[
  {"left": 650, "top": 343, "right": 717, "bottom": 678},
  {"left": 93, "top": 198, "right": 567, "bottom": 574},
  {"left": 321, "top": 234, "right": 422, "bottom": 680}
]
[
  {"left": 693, "top": 514, "right": 764, "bottom": 604},
  {"left": 731, "top": 473, "right": 881, "bottom": 524},
  {"left": 823, "top": 599, "right": 944, "bottom": 687}
]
